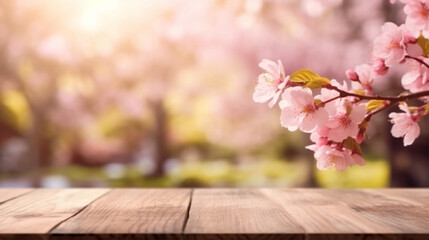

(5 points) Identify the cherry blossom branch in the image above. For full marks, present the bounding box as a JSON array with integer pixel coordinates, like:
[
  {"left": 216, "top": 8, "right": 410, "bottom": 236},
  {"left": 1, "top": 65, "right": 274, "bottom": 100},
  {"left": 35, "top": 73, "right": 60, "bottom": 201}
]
[
  {"left": 364, "top": 101, "right": 392, "bottom": 121},
  {"left": 405, "top": 55, "right": 429, "bottom": 69},
  {"left": 318, "top": 95, "right": 341, "bottom": 107},
  {"left": 363, "top": 96, "right": 429, "bottom": 122},
  {"left": 253, "top": 1, "right": 429, "bottom": 171},
  {"left": 325, "top": 85, "right": 429, "bottom": 102}
]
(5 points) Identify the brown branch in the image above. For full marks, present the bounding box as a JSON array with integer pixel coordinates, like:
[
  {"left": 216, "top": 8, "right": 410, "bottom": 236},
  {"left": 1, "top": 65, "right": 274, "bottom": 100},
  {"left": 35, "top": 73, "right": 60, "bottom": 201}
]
[
  {"left": 364, "top": 102, "right": 393, "bottom": 121},
  {"left": 325, "top": 85, "right": 429, "bottom": 102},
  {"left": 405, "top": 55, "right": 429, "bottom": 69}
]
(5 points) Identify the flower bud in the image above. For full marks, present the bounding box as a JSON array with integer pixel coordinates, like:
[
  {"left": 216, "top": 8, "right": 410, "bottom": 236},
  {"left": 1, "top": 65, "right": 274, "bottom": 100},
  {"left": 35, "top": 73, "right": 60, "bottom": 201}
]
[
  {"left": 404, "top": 35, "right": 417, "bottom": 44},
  {"left": 346, "top": 69, "right": 359, "bottom": 82},
  {"left": 372, "top": 58, "right": 389, "bottom": 76},
  {"left": 356, "top": 130, "right": 365, "bottom": 144}
]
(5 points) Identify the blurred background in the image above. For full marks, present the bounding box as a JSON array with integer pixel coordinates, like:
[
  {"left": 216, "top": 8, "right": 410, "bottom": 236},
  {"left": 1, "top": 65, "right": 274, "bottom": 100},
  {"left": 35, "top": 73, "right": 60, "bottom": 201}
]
[{"left": 0, "top": 0, "right": 427, "bottom": 188}]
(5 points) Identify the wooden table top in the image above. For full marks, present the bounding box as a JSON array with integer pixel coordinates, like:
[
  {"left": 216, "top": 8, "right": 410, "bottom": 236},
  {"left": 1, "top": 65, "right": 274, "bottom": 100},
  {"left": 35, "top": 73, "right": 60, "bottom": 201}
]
[{"left": 0, "top": 188, "right": 428, "bottom": 239}]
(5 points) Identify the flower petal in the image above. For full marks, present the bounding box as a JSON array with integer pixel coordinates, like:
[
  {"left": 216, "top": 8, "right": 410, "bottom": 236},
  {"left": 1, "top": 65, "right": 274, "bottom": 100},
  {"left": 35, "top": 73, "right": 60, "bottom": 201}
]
[
  {"left": 259, "top": 59, "right": 280, "bottom": 79},
  {"left": 300, "top": 113, "right": 318, "bottom": 133},
  {"left": 391, "top": 119, "right": 408, "bottom": 138},
  {"left": 350, "top": 104, "right": 367, "bottom": 123},
  {"left": 268, "top": 90, "right": 282, "bottom": 108},
  {"left": 315, "top": 108, "right": 329, "bottom": 128},
  {"left": 280, "top": 106, "right": 300, "bottom": 131},
  {"left": 402, "top": 70, "right": 420, "bottom": 86},
  {"left": 403, "top": 122, "right": 420, "bottom": 146},
  {"left": 352, "top": 154, "right": 366, "bottom": 166}
]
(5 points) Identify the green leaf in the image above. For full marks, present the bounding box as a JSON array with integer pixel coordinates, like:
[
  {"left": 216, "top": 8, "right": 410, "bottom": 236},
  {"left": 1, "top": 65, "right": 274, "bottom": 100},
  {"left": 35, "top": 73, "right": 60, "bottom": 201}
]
[
  {"left": 290, "top": 69, "right": 316, "bottom": 83},
  {"left": 290, "top": 69, "right": 330, "bottom": 89},
  {"left": 343, "top": 137, "right": 362, "bottom": 155},
  {"left": 305, "top": 77, "right": 331, "bottom": 89},
  {"left": 366, "top": 100, "right": 385, "bottom": 112},
  {"left": 342, "top": 137, "right": 355, "bottom": 150},
  {"left": 417, "top": 35, "right": 429, "bottom": 57}
]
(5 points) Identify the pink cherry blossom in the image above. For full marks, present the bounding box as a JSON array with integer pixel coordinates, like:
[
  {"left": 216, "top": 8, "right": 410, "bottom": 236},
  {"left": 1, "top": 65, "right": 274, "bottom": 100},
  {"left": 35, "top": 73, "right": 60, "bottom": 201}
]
[
  {"left": 279, "top": 87, "right": 328, "bottom": 133},
  {"left": 314, "top": 145, "right": 361, "bottom": 171},
  {"left": 355, "top": 128, "right": 366, "bottom": 144},
  {"left": 389, "top": 104, "right": 421, "bottom": 146},
  {"left": 346, "top": 69, "right": 359, "bottom": 82},
  {"left": 252, "top": 0, "right": 429, "bottom": 172},
  {"left": 402, "top": 57, "right": 429, "bottom": 94},
  {"left": 404, "top": 0, "right": 429, "bottom": 38},
  {"left": 253, "top": 59, "right": 288, "bottom": 108},
  {"left": 351, "top": 64, "right": 375, "bottom": 95},
  {"left": 372, "top": 58, "right": 389, "bottom": 76},
  {"left": 305, "top": 126, "right": 330, "bottom": 151},
  {"left": 315, "top": 79, "right": 346, "bottom": 116},
  {"left": 391, "top": 0, "right": 412, "bottom": 4},
  {"left": 372, "top": 22, "right": 415, "bottom": 67},
  {"left": 351, "top": 153, "right": 366, "bottom": 166},
  {"left": 326, "top": 100, "right": 367, "bottom": 142}
]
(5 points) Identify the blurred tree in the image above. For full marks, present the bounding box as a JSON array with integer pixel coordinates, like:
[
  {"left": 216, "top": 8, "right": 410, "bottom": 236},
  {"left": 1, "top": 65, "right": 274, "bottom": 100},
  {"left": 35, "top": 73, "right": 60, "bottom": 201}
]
[{"left": 0, "top": 0, "right": 405, "bottom": 187}]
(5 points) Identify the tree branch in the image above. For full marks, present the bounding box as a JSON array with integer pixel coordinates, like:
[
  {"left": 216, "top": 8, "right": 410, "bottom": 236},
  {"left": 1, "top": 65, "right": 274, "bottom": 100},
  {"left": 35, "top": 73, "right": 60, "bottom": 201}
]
[
  {"left": 325, "top": 85, "right": 429, "bottom": 102},
  {"left": 405, "top": 55, "right": 429, "bottom": 69}
]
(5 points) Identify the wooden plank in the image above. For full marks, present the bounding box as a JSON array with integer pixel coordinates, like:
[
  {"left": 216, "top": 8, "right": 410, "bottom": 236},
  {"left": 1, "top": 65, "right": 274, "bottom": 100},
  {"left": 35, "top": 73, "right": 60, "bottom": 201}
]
[
  {"left": 310, "top": 189, "right": 418, "bottom": 208},
  {"left": 261, "top": 189, "right": 399, "bottom": 233},
  {"left": 185, "top": 188, "right": 305, "bottom": 234},
  {"left": 349, "top": 205, "right": 429, "bottom": 233},
  {"left": 0, "top": 188, "right": 428, "bottom": 239},
  {"left": 364, "top": 189, "right": 429, "bottom": 206},
  {"left": 52, "top": 189, "right": 192, "bottom": 234},
  {"left": 326, "top": 189, "right": 429, "bottom": 233},
  {"left": 310, "top": 189, "right": 429, "bottom": 233},
  {"left": 0, "top": 189, "right": 109, "bottom": 234},
  {"left": 1, "top": 234, "right": 428, "bottom": 240},
  {"left": 0, "top": 189, "right": 33, "bottom": 204}
]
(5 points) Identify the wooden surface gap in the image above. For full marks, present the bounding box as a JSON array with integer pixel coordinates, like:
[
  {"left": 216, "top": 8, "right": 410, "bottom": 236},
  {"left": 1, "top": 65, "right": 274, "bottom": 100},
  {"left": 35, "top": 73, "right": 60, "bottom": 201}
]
[
  {"left": 185, "top": 189, "right": 306, "bottom": 233},
  {"left": 0, "top": 189, "right": 34, "bottom": 205},
  {"left": 48, "top": 189, "right": 112, "bottom": 234},
  {"left": 181, "top": 188, "right": 194, "bottom": 233},
  {"left": 52, "top": 189, "right": 192, "bottom": 234},
  {"left": 0, "top": 189, "right": 110, "bottom": 233}
]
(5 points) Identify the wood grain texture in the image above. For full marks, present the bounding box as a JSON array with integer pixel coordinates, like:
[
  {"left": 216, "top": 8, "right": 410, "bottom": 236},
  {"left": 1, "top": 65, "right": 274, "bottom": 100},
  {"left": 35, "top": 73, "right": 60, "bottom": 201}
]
[
  {"left": 310, "top": 189, "right": 417, "bottom": 208},
  {"left": 314, "top": 189, "right": 429, "bottom": 233},
  {"left": 1, "top": 234, "right": 428, "bottom": 240},
  {"left": 0, "top": 188, "right": 429, "bottom": 239},
  {"left": 185, "top": 188, "right": 305, "bottom": 234},
  {"left": 364, "top": 189, "right": 429, "bottom": 206},
  {"left": 52, "top": 189, "right": 192, "bottom": 234},
  {"left": 0, "top": 189, "right": 109, "bottom": 234},
  {"left": 0, "top": 189, "right": 33, "bottom": 204},
  {"left": 261, "top": 189, "right": 396, "bottom": 233}
]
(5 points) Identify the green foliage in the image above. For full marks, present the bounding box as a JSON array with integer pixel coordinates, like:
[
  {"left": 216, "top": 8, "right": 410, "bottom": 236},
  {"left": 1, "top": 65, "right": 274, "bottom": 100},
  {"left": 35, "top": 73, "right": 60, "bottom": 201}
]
[
  {"left": 43, "top": 159, "right": 310, "bottom": 187},
  {"left": 0, "top": 90, "right": 30, "bottom": 132},
  {"left": 96, "top": 108, "right": 144, "bottom": 138},
  {"left": 290, "top": 69, "right": 330, "bottom": 89},
  {"left": 169, "top": 158, "right": 308, "bottom": 187},
  {"left": 342, "top": 137, "right": 362, "bottom": 155},
  {"left": 366, "top": 100, "right": 385, "bottom": 112},
  {"left": 8, "top": 157, "right": 391, "bottom": 188},
  {"left": 315, "top": 159, "right": 389, "bottom": 188}
]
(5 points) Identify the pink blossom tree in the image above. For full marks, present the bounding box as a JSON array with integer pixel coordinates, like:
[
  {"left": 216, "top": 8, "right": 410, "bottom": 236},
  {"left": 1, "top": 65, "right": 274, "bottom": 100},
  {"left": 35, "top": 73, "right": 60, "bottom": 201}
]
[{"left": 253, "top": 0, "right": 429, "bottom": 172}]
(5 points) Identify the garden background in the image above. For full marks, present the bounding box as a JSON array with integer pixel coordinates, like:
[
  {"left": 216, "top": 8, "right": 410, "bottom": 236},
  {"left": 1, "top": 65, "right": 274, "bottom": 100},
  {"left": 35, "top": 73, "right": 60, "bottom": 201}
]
[{"left": 0, "top": 0, "right": 426, "bottom": 188}]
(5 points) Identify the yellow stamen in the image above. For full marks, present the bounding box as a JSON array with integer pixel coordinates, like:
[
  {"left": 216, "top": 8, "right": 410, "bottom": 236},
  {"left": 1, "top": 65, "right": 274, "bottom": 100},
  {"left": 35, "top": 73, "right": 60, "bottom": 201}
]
[{"left": 263, "top": 75, "right": 274, "bottom": 84}]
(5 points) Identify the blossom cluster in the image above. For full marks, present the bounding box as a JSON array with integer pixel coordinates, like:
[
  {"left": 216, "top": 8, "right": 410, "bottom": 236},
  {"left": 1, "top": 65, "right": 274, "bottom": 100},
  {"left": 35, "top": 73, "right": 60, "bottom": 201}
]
[{"left": 253, "top": 0, "right": 429, "bottom": 171}]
